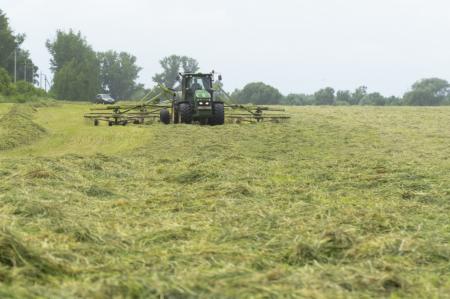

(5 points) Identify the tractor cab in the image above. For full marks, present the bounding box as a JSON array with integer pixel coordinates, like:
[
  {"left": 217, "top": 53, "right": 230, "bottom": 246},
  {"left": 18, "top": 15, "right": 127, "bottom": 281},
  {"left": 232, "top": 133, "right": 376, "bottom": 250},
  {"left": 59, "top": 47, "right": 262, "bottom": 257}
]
[{"left": 181, "top": 73, "right": 213, "bottom": 103}]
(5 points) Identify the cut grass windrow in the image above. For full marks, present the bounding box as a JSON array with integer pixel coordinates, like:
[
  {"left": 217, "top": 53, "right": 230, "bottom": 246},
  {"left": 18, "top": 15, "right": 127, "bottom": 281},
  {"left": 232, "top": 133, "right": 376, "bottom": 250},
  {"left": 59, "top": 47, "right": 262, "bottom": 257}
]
[{"left": 0, "top": 104, "right": 449, "bottom": 298}]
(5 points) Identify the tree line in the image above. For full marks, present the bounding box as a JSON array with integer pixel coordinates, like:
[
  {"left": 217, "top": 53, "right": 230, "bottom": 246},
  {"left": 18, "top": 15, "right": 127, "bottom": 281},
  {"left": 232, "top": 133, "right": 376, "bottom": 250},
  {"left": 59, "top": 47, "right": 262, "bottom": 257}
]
[
  {"left": 1, "top": 7, "right": 200, "bottom": 102},
  {"left": 0, "top": 10, "right": 37, "bottom": 83},
  {"left": 45, "top": 30, "right": 143, "bottom": 101},
  {"left": 0, "top": 9, "right": 46, "bottom": 102},
  {"left": 231, "top": 79, "right": 450, "bottom": 106},
  {"left": 1, "top": 8, "right": 450, "bottom": 106},
  {"left": 46, "top": 29, "right": 201, "bottom": 101}
]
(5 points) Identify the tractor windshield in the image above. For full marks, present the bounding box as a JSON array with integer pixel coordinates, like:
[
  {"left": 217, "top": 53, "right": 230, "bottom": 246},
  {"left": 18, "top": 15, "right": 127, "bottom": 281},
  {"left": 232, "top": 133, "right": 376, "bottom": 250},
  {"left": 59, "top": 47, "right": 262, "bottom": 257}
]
[{"left": 188, "top": 76, "right": 211, "bottom": 91}]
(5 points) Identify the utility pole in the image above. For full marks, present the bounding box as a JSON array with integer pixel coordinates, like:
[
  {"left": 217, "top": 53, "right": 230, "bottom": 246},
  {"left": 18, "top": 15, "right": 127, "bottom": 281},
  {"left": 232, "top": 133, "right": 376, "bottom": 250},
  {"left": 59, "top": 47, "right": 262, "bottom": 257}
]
[
  {"left": 24, "top": 60, "right": 27, "bottom": 82},
  {"left": 44, "top": 75, "right": 50, "bottom": 92},
  {"left": 39, "top": 72, "right": 43, "bottom": 88},
  {"left": 14, "top": 49, "right": 17, "bottom": 83}
]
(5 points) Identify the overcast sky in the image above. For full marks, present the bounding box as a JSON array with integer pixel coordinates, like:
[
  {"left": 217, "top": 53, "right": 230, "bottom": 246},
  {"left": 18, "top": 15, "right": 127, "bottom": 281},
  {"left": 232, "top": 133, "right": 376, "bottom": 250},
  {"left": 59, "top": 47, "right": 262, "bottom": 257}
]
[{"left": 2, "top": 0, "right": 450, "bottom": 95}]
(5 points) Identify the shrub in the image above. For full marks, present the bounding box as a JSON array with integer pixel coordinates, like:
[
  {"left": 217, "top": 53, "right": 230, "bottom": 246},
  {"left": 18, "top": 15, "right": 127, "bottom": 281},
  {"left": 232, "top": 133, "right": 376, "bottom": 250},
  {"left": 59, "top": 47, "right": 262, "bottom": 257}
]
[
  {"left": 360, "top": 93, "right": 387, "bottom": 106},
  {"left": 314, "top": 87, "right": 335, "bottom": 105},
  {"left": 16, "top": 81, "right": 46, "bottom": 96},
  {"left": 0, "top": 79, "right": 48, "bottom": 103},
  {"left": 0, "top": 67, "right": 15, "bottom": 96},
  {"left": 232, "top": 82, "right": 284, "bottom": 105}
]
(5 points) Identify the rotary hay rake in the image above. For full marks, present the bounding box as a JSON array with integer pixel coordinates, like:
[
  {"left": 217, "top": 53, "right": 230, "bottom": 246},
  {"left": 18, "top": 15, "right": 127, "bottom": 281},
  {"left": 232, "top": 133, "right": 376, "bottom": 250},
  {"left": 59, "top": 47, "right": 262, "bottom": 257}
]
[
  {"left": 84, "top": 88, "right": 173, "bottom": 126},
  {"left": 84, "top": 73, "right": 291, "bottom": 126}
]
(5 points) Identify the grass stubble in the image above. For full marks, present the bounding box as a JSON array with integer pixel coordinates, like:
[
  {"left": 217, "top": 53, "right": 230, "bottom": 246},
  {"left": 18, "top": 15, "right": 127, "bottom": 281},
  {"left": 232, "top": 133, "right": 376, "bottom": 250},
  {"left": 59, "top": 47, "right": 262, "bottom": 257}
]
[{"left": 0, "top": 103, "right": 449, "bottom": 298}]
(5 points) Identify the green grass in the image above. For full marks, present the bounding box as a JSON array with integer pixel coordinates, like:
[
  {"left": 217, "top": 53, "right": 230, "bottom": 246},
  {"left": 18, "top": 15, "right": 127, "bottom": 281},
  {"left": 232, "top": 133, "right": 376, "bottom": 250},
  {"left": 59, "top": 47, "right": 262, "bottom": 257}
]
[{"left": 0, "top": 103, "right": 449, "bottom": 298}]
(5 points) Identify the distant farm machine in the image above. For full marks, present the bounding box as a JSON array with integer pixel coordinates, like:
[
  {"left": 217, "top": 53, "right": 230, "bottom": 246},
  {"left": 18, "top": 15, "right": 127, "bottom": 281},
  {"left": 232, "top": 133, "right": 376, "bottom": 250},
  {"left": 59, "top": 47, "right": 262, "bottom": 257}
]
[{"left": 84, "top": 72, "right": 290, "bottom": 126}]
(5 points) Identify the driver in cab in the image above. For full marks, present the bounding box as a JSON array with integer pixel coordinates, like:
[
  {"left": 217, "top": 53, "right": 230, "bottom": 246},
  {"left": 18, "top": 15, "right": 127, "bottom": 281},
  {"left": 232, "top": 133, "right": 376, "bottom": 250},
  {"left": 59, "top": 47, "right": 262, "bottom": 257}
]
[{"left": 190, "top": 78, "right": 203, "bottom": 92}]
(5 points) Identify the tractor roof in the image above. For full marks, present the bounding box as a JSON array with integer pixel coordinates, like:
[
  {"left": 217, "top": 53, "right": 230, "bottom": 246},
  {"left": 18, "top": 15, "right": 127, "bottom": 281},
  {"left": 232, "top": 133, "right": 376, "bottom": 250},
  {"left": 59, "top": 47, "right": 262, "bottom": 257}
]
[{"left": 182, "top": 73, "right": 213, "bottom": 77}]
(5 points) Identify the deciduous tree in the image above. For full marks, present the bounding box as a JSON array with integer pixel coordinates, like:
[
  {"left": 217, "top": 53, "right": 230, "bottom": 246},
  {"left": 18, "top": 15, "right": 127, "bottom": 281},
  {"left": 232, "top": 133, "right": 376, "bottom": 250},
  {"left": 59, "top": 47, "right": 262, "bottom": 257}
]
[
  {"left": 231, "top": 82, "right": 283, "bottom": 105},
  {"left": 98, "top": 51, "right": 142, "bottom": 100},
  {"left": 314, "top": 87, "right": 335, "bottom": 105},
  {"left": 350, "top": 86, "right": 367, "bottom": 105},
  {"left": 47, "top": 30, "right": 100, "bottom": 100},
  {"left": 403, "top": 78, "right": 449, "bottom": 106},
  {"left": 152, "top": 55, "right": 200, "bottom": 88},
  {"left": 360, "top": 92, "right": 386, "bottom": 106}
]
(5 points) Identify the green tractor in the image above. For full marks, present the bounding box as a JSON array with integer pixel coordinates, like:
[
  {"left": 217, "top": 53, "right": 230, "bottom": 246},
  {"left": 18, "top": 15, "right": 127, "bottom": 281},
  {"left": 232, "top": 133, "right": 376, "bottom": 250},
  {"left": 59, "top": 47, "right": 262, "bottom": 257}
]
[{"left": 159, "top": 73, "right": 225, "bottom": 125}]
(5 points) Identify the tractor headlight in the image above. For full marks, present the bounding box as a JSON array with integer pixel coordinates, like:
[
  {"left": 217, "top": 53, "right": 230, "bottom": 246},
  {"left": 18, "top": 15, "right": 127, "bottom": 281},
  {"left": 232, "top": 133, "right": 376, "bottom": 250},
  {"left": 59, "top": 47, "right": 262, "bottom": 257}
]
[
  {"left": 206, "top": 102, "right": 210, "bottom": 105},
  {"left": 199, "top": 102, "right": 203, "bottom": 105}
]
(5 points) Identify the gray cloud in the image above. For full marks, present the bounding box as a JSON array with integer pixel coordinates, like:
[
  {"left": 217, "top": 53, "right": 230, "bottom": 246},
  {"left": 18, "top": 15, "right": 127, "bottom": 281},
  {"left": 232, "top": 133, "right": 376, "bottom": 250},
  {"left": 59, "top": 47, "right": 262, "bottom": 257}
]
[{"left": 3, "top": 0, "right": 450, "bottom": 95}]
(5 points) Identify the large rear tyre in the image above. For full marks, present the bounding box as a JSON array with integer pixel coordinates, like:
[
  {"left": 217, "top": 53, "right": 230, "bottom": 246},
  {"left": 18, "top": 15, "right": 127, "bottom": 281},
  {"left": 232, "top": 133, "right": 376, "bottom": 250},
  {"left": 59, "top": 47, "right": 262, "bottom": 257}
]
[
  {"left": 210, "top": 103, "right": 225, "bottom": 126},
  {"left": 160, "top": 108, "right": 170, "bottom": 124},
  {"left": 179, "top": 103, "right": 192, "bottom": 124}
]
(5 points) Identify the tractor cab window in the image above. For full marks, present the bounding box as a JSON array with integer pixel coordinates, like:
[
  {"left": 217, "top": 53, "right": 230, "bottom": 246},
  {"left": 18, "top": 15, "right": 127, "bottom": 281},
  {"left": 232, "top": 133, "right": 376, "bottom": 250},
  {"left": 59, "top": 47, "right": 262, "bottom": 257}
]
[
  {"left": 190, "top": 78, "right": 204, "bottom": 91},
  {"left": 186, "top": 77, "right": 212, "bottom": 91},
  {"left": 201, "top": 77, "right": 212, "bottom": 90}
]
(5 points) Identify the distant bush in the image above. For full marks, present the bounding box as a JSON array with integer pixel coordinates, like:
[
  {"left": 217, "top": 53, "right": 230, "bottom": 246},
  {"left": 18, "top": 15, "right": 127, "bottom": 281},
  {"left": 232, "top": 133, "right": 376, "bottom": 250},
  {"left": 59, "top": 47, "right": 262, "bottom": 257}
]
[
  {"left": 0, "top": 73, "right": 49, "bottom": 103},
  {"left": 14, "top": 81, "right": 45, "bottom": 96},
  {"left": 0, "top": 67, "right": 15, "bottom": 96},
  {"left": 201, "top": 77, "right": 450, "bottom": 107},
  {"left": 402, "top": 79, "right": 450, "bottom": 106},
  {"left": 314, "top": 87, "right": 335, "bottom": 105},
  {"left": 336, "top": 90, "right": 352, "bottom": 105},
  {"left": 282, "top": 93, "right": 314, "bottom": 106},
  {"left": 385, "top": 96, "right": 403, "bottom": 106},
  {"left": 335, "top": 100, "right": 350, "bottom": 106},
  {"left": 265, "top": 78, "right": 450, "bottom": 107},
  {"left": 232, "top": 82, "right": 283, "bottom": 105},
  {"left": 359, "top": 92, "right": 386, "bottom": 106}
]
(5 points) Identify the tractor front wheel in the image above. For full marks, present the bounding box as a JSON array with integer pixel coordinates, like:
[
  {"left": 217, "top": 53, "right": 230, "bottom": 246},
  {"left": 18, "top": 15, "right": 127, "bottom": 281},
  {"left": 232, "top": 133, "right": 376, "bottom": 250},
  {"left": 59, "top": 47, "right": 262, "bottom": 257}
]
[
  {"left": 160, "top": 108, "right": 170, "bottom": 124},
  {"left": 210, "top": 103, "right": 225, "bottom": 126},
  {"left": 179, "top": 103, "right": 192, "bottom": 124}
]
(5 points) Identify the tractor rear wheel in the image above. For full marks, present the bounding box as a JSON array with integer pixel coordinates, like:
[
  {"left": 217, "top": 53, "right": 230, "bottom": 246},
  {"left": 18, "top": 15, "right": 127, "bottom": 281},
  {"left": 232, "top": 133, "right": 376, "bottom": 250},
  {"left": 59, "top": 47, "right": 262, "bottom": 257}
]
[
  {"left": 160, "top": 108, "right": 170, "bottom": 124},
  {"left": 179, "top": 103, "right": 192, "bottom": 124},
  {"left": 210, "top": 103, "right": 225, "bottom": 125}
]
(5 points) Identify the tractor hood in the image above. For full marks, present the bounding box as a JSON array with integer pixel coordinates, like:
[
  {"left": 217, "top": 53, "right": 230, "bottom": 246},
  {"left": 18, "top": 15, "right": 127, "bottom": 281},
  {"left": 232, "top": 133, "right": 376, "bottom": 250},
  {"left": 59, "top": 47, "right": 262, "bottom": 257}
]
[{"left": 195, "top": 90, "right": 211, "bottom": 100}]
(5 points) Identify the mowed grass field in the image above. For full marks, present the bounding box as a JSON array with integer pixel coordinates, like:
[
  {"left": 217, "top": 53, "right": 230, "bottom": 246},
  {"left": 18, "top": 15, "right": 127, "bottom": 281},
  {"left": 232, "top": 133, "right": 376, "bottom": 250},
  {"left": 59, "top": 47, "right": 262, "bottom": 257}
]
[{"left": 0, "top": 102, "right": 449, "bottom": 298}]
